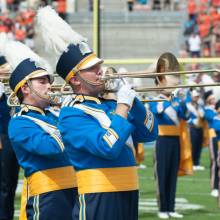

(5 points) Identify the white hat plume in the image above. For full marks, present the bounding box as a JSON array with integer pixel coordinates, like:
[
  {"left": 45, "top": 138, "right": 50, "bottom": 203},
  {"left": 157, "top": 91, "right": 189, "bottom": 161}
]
[
  {"left": 36, "top": 6, "right": 86, "bottom": 59},
  {"left": 0, "top": 32, "right": 9, "bottom": 57},
  {"left": 4, "top": 41, "right": 52, "bottom": 73}
]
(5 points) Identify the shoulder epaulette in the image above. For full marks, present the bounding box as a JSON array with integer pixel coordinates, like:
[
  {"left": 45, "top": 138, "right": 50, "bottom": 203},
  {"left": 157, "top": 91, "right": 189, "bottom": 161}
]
[
  {"left": 62, "top": 95, "right": 85, "bottom": 107},
  {"left": 13, "top": 105, "right": 29, "bottom": 117}
]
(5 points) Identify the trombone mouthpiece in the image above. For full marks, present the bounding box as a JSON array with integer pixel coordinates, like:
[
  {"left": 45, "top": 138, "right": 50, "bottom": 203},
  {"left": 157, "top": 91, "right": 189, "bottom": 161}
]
[{"left": 48, "top": 92, "right": 62, "bottom": 106}]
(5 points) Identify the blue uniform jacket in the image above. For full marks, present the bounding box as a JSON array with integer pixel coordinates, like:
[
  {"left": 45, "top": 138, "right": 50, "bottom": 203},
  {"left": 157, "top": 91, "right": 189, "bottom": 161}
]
[
  {"left": 8, "top": 105, "right": 71, "bottom": 177},
  {"left": 58, "top": 95, "right": 158, "bottom": 171},
  {"left": 212, "top": 116, "right": 220, "bottom": 134},
  {"left": 0, "top": 94, "right": 11, "bottom": 135},
  {"left": 204, "top": 105, "right": 217, "bottom": 128},
  {"left": 148, "top": 95, "right": 188, "bottom": 126},
  {"left": 186, "top": 102, "right": 204, "bottom": 127}
]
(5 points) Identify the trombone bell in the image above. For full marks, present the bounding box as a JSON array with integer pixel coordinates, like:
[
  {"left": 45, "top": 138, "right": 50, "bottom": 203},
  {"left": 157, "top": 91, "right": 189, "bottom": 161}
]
[{"left": 156, "top": 52, "right": 180, "bottom": 90}]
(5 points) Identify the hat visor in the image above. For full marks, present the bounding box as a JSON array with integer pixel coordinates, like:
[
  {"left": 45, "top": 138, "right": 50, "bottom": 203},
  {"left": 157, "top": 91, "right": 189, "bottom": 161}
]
[
  {"left": 79, "top": 57, "right": 104, "bottom": 71},
  {"left": 30, "top": 71, "right": 54, "bottom": 83}
]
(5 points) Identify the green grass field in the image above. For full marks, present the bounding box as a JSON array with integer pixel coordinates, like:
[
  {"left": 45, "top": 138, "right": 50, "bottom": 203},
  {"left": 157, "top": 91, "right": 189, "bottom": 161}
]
[
  {"left": 138, "top": 145, "right": 220, "bottom": 220},
  {"left": 13, "top": 144, "right": 220, "bottom": 220}
]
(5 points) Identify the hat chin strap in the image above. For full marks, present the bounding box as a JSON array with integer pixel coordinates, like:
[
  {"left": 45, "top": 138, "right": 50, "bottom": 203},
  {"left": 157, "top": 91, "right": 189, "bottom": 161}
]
[
  {"left": 27, "top": 80, "right": 60, "bottom": 106},
  {"left": 77, "top": 72, "right": 105, "bottom": 87}
]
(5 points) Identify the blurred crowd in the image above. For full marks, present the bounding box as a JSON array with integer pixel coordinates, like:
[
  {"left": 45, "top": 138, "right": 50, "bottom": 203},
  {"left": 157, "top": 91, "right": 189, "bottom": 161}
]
[
  {"left": 0, "top": 0, "right": 69, "bottom": 49},
  {"left": 127, "top": 0, "right": 183, "bottom": 12},
  {"left": 184, "top": 0, "right": 220, "bottom": 58}
]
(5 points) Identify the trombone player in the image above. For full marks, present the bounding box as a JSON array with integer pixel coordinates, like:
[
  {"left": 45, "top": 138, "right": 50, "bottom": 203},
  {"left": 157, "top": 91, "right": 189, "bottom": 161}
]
[
  {"left": 0, "top": 51, "right": 19, "bottom": 220},
  {"left": 3, "top": 39, "right": 77, "bottom": 220},
  {"left": 36, "top": 6, "right": 158, "bottom": 220},
  {"left": 148, "top": 53, "right": 191, "bottom": 219},
  {"left": 204, "top": 90, "right": 219, "bottom": 198}
]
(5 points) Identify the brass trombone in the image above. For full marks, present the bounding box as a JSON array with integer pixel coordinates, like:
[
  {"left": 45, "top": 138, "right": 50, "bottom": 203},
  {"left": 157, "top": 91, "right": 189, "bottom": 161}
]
[
  {"left": 102, "top": 52, "right": 220, "bottom": 93},
  {"left": 99, "top": 52, "right": 220, "bottom": 102},
  {"left": 3, "top": 52, "right": 220, "bottom": 106},
  {"left": 101, "top": 69, "right": 220, "bottom": 81}
]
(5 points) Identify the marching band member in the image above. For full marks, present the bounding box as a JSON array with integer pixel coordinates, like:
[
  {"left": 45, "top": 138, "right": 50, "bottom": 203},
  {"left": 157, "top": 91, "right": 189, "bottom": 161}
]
[
  {"left": 204, "top": 90, "right": 219, "bottom": 198},
  {"left": 0, "top": 33, "right": 20, "bottom": 220},
  {"left": 0, "top": 62, "right": 19, "bottom": 220},
  {"left": 36, "top": 6, "right": 158, "bottom": 220},
  {"left": 148, "top": 55, "right": 191, "bottom": 219},
  {"left": 186, "top": 89, "right": 205, "bottom": 171},
  {"left": 148, "top": 91, "right": 189, "bottom": 219},
  {"left": 214, "top": 100, "right": 220, "bottom": 207},
  {"left": 4, "top": 40, "right": 77, "bottom": 220}
]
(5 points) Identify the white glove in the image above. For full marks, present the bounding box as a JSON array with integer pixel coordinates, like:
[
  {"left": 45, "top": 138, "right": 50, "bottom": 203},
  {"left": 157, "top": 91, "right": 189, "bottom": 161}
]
[
  {"left": 105, "top": 78, "right": 124, "bottom": 91},
  {"left": 117, "top": 84, "right": 136, "bottom": 108},
  {"left": 103, "top": 67, "right": 129, "bottom": 91}
]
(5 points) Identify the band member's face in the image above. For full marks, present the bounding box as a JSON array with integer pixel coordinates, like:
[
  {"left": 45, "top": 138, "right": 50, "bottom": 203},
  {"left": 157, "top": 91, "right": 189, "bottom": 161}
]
[
  {"left": 0, "top": 64, "right": 10, "bottom": 76},
  {"left": 207, "top": 96, "right": 216, "bottom": 106},
  {"left": 192, "top": 95, "right": 199, "bottom": 102},
  {"left": 22, "top": 76, "right": 51, "bottom": 108},
  {"left": 79, "top": 64, "right": 105, "bottom": 96}
]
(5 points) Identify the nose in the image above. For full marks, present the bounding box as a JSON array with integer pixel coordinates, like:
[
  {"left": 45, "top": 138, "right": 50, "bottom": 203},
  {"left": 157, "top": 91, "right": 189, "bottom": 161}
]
[
  {"left": 97, "top": 68, "right": 103, "bottom": 76},
  {"left": 47, "top": 82, "right": 52, "bottom": 91}
]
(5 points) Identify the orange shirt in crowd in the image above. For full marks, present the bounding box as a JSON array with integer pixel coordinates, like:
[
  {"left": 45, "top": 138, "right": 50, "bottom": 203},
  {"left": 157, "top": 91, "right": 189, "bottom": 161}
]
[
  {"left": 20, "top": 11, "right": 34, "bottom": 25},
  {"left": 15, "top": 28, "right": 26, "bottom": 41},
  {"left": 6, "top": 0, "right": 13, "bottom": 4},
  {"left": 57, "top": 0, "right": 66, "bottom": 13},
  {"left": 0, "top": 25, "right": 8, "bottom": 32},
  {"left": 188, "top": 0, "right": 197, "bottom": 15},
  {"left": 212, "top": 0, "right": 220, "bottom": 7},
  {"left": 212, "top": 12, "right": 220, "bottom": 26},
  {"left": 199, "top": 3, "right": 208, "bottom": 13},
  {"left": 198, "top": 22, "right": 210, "bottom": 38},
  {"left": 197, "top": 13, "right": 211, "bottom": 26}
]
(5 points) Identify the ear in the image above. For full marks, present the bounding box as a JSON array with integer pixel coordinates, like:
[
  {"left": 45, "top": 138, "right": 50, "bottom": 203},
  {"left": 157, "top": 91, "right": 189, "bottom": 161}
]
[
  {"left": 20, "top": 83, "right": 30, "bottom": 95},
  {"left": 69, "top": 76, "right": 80, "bottom": 86}
]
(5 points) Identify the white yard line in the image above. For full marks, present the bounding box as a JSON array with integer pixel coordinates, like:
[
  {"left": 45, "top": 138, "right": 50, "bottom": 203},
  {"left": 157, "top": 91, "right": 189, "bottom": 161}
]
[
  {"left": 139, "top": 176, "right": 210, "bottom": 182},
  {"left": 15, "top": 197, "right": 218, "bottom": 218},
  {"left": 139, "top": 197, "right": 204, "bottom": 213}
]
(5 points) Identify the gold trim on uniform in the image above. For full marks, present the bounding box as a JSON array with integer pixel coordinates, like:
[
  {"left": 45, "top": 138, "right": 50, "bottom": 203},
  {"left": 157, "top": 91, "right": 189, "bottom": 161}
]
[
  {"left": 68, "top": 95, "right": 101, "bottom": 106},
  {"left": 27, "top": 166, "right": 77, "bottom": 197},
  {"left": 103, "top": 128, "right": 119, "bottom": 148},
  {"left": 108, "top": 128, "right": 119, "bottom": 139},
  {"left": 84, "top": 95, "right": 101, "bottom": 104},
  {"left": 76, "top": 167, "right": 138, "bottom": 194},
  {"left": 20, "top": 104, "right": 45, "bottom": 115},
  {"left": 209, "top": 128, "right": 216, "bottom": 138},
  {"left": 158, "top": 125, "right": 180, "bottom": 136}
]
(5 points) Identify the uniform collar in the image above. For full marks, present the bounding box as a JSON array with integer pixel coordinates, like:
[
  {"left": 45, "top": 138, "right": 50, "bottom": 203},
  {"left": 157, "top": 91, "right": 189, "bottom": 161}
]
[
  {"left": 20, "top": 104, "right": 46, "bottom": 115},
  {"left": 72, "top": 94, "right": 101, "bottom": 104}
]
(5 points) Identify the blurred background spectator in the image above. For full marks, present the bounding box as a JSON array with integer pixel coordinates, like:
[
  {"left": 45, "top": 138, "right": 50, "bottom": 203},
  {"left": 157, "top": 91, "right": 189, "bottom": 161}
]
[
  {"left": 0, "top": 0, "right": 70, "bottom": 50},
  {"left": 187, "top": 32, "right": 201, "bottom": 57},
  {"left": 183, "top": 0, "right": 220, "bottom": 58}
]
